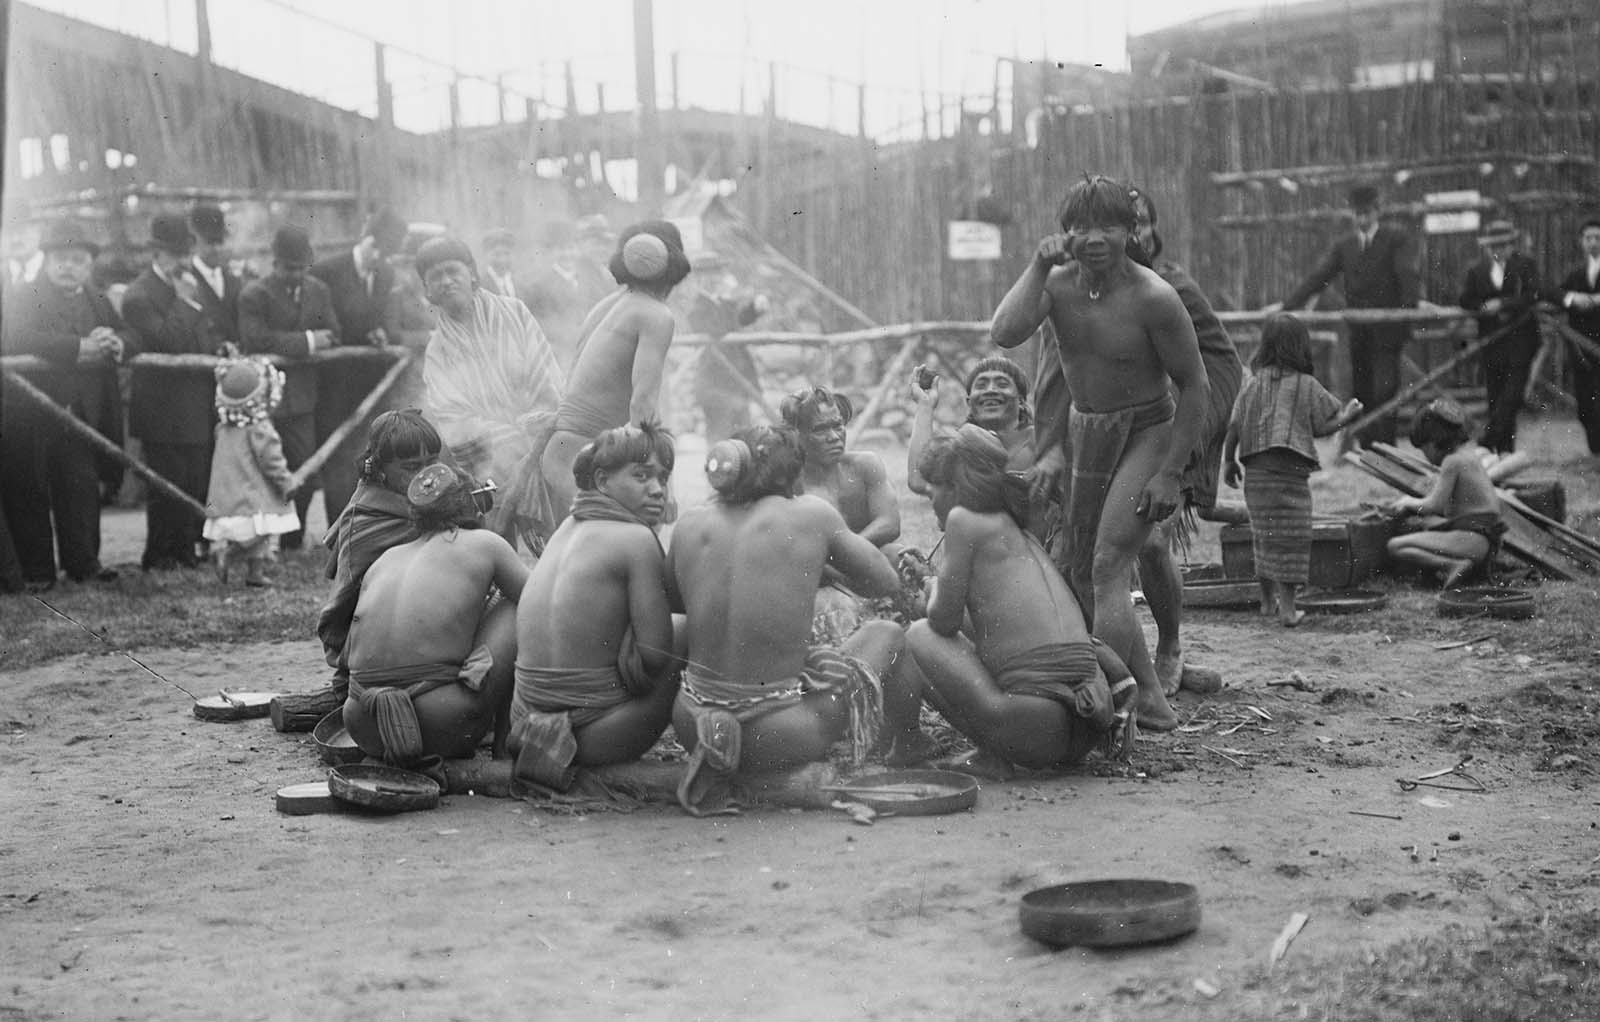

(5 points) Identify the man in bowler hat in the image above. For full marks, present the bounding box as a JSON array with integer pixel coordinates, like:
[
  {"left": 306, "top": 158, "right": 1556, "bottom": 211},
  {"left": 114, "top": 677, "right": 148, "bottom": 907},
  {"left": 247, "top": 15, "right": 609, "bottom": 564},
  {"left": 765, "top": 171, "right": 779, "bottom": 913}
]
[
  {"left": 188, "top": 203, "right": 243, "bottom": 346},
  {"left": 0, "top": 218, "right": 131, "bottom": 586},
  {"left": 239, "top": 225, "right": 340, "bottom": 549},
  {"left": 122, "top": 212, "right": 228, "bottom": 569}
]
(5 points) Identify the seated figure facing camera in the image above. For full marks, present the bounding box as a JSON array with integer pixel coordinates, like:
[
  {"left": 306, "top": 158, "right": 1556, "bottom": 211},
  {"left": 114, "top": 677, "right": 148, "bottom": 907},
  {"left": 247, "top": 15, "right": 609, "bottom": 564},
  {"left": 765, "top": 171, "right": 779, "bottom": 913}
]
[
  {"left": 666, "top": 426, "right": 932, "bottom": 815},
  {"left": 510, "top": 422, "right": 682, "bottom": 792},
  {"left": 341, "top": 463, "right": 527, "bottom": 768}
]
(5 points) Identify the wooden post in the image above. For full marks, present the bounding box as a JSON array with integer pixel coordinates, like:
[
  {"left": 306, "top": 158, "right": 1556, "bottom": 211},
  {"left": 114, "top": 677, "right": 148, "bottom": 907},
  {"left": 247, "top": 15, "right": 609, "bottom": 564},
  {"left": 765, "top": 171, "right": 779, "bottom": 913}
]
[
  {"left": 371, "top": 42, "right": 394, "bottom": 207},
  {"left": 285, "top": 352, "right": 413, "bottom": 494},
  {"left": 194, "top": 0, "right": 213, "bottom": 66},
  {"left": 497, "top": 74, "right": 507, "bottom": 125},
  {"left": 633, "top": 0, "right": 664, "bottom": 211}
]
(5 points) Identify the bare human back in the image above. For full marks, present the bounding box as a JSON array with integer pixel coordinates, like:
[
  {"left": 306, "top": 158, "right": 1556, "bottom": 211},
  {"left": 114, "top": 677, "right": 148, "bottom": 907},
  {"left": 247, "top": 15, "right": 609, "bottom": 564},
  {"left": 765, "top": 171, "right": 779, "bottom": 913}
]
[{"left": 346, "top": 528, "right": 528, "bottom": 671}]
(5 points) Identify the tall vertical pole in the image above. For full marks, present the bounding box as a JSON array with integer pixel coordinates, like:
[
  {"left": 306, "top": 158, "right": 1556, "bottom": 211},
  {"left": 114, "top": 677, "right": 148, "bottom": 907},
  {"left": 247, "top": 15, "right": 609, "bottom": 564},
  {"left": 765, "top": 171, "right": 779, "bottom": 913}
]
[
  {"left": 370, "top": 41, "right": 394, "bottom": 209},
  {"left": 633, "top": 0, "right": 664, "bottom": 211}
]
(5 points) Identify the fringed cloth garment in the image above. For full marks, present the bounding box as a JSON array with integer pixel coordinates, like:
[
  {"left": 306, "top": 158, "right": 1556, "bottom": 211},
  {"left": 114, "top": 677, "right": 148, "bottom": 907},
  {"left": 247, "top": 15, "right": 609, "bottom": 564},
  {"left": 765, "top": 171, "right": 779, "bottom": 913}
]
[
  {"left": 344, "top": 647, "right": 494, "bottom": 765},
  {"left": 1059, "top": 392, "right": 1176, "bottom": 620},
  {"left": 675, "top": 646, "right": 883, "bottom": 816},
  {"left": 1239, "top": 447, "right": 1317, "bottom": 584},
  {"left": 507, "top": 491, "right": 668, "bottom": 792},
  {"left": 423, "top": 290, "right": 566, "bottom": 542},
  {"left": 994, "top": 641, "right": 1138, "bottom": 763}
]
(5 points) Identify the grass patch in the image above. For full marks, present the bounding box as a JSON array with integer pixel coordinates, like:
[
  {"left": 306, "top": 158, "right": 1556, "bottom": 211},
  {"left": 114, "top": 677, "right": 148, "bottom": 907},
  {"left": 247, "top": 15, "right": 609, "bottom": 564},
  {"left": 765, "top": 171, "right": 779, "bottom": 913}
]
[{"left": 0, "top": 549, "right": 326, "bottom": 671}]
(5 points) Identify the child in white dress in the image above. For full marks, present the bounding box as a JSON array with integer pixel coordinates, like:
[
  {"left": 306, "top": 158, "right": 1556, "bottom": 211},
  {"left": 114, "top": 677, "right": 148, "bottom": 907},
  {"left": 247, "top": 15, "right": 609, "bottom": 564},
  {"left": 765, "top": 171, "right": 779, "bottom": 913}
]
[{"left": 203, "top": 357, "right": 299, "bottom": 586}]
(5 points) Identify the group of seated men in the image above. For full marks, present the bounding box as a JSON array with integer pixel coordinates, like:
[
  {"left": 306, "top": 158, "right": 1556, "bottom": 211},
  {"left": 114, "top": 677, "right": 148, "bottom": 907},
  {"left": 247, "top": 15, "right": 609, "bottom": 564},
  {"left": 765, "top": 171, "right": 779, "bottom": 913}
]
[{"left": 322, "top": 368, "right": 1142, "bottom": 816}]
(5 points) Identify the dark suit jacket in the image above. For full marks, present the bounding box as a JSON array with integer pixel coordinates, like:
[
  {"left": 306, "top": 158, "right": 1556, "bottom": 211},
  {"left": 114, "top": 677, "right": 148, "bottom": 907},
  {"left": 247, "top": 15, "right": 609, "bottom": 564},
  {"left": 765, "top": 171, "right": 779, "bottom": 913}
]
[
  {"left": 121, "top": 268, "right": 224, "bottom": 445},
  {"left": 1458, "top": 251, "right": 1542, "bottom": 348},
  {"left": 238, "top": 274, "right": 340, "bottom": 419},
  {"left": 191, "top": 258, "right": 243, "bottom": 346},
  {"left": 1284, "top": 223, "right": 1421, "bottom": 311},
  {"left": 1555, "top": 262, "right": 1600, "bottom": 341},
  {"left": 310, "top": 250, "right": 393, "bottom": 344},
  {"left": 1, "top": 280, "right": 129, "bottom": 441}
]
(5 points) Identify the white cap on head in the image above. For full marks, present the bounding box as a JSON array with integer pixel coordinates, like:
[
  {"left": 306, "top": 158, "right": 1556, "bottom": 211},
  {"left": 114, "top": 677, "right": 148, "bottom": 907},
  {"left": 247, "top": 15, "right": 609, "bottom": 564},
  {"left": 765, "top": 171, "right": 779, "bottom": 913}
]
[{"left": 621, "top": 233, "right": 670, "bottom": 281}]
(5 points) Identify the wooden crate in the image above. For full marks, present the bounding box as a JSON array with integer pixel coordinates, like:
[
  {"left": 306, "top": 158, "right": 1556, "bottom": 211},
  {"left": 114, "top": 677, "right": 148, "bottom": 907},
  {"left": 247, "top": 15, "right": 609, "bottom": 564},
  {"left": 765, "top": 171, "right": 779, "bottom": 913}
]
[{"left": 1220, "top": 514, "right": 1393, "bottom": 590}]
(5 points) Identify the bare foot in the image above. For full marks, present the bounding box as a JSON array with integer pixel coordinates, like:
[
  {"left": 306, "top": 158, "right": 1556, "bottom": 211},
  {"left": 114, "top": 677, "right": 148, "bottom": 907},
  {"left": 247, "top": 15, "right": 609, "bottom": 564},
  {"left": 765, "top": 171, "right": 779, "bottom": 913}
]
[
  {"left": 935, "top": 748, "right": 1015, "bottom": 781},
  {"left": 1280, "top": 609, "right": 1307, "bottom": 628},
  {"left": 1155, "top": 648, "right": 1184, "bottom": 697},
  {"left": 884, "top": 730, "right": 940, "bottom": 768},
  {"left": 1441, "top": 559, "right": 1474, "bottom": 589},
  {"left": 1136, "top": 690, "right": 1180, "bottom": 732}
]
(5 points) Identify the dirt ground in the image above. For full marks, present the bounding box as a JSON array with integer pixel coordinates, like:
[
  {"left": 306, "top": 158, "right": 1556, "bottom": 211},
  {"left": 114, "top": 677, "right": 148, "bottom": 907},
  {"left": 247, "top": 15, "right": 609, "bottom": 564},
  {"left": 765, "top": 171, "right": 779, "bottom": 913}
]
[{"left": 5, "top": 426, "right": 1600, "bottom": 1021}]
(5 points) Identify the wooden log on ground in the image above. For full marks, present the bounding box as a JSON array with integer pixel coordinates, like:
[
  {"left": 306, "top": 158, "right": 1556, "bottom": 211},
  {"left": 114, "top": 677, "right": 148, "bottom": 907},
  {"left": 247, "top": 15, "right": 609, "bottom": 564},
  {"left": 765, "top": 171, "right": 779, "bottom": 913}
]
[
  {"left": 441, "top": 757, "right": 843, "bottom": 810},
  {"left": 2, "top": 367, "right": 207, "bottom": 517},
  {"left": 269, "top": 683, "right": 348, "bottom": 733}
]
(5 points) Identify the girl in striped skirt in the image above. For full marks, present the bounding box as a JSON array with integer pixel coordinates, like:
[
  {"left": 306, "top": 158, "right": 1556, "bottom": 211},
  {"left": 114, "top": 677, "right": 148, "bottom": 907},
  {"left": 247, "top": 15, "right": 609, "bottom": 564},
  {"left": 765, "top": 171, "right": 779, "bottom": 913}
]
[{"left": 1222, "top": 314, "right": 1364, "bottom": 626}]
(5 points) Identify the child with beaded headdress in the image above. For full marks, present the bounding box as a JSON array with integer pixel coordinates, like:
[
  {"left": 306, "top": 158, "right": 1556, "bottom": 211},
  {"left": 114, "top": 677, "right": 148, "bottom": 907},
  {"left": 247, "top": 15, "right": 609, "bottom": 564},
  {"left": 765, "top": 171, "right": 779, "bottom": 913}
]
[{"left": 203, "top": 356, "right": 299, "bottom": 586}]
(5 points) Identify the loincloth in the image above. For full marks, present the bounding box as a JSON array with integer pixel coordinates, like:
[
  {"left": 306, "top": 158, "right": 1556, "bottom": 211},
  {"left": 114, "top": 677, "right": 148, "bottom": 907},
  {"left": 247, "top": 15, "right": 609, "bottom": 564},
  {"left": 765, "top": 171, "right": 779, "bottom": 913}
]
[
  {"left": 346, "top": 649, "right": 493, "bottom": 765},
  {"left": 996, "top": 641, "right": 1126, "bottom": 766},
  {"left": 552, "top": 392, "right": 622, "bottom": 440},
  {"left": 1060, "top": 392, "right": 1176, "bottom": 616},
  {"left": 1434, "top": 510, "right": 1507, "bottom": 561},
  {"left": 510, "top": 630, "right": 659, "bottom": 791},
  {"left": 675, "top": 645, "right": 882, "bottom": 816}
]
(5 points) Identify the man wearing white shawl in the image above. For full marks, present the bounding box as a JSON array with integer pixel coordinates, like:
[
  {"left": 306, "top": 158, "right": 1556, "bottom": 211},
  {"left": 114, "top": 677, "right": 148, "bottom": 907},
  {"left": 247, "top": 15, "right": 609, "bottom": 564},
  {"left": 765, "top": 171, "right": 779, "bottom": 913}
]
[{"left": 418, "top": 237, "right": 566, "bottom": 545}]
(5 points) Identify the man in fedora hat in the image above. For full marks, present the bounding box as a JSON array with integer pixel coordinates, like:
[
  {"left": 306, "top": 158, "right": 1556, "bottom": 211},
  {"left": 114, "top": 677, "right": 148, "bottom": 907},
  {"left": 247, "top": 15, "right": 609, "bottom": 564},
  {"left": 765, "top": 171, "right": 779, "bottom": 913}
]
[
  {"left": 1459, "top": 219, "right": 1543, "bottom": 453},
  {"left": 122, "top": 212, "right": 227, "bottom": 570},
  {"left": 0, "top": 218, "right": 130, "bottom": 586},
  {"left": 188, "top": 203, "right": 242, "bottom": 346},
  {"left": 310, "top": 207, "right": 409, "bottom": 526},
  {"left": 478, "top": 227, "right": 526, "bottom": 302},
  {"left": 239, "top": 224, "right": 341, "bottom": 549},
  {"left": 1277, "top": 184, "right": 1422, "bottom": 447}
]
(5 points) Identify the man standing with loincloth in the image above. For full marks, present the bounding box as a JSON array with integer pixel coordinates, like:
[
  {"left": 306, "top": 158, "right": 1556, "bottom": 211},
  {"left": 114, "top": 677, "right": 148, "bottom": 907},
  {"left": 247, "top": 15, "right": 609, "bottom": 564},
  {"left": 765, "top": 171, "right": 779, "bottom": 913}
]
[
  {"left": 667, "top": 425, "right": 931, "bottom": 815},
  {"left": 991, "top": 175, "right": 1208, "bottom": 732},
  {"left": 510, "top": 423, "right": 681, "bottom": 792},
  {"left": 341, "top": 464, "right": 526, "bottom": 768},
  {"left": 540, "top": 221, "right": 690, "bottom": 527},
  {"left": 904, "top": 426, "right": 1137, "bottom": 776}
]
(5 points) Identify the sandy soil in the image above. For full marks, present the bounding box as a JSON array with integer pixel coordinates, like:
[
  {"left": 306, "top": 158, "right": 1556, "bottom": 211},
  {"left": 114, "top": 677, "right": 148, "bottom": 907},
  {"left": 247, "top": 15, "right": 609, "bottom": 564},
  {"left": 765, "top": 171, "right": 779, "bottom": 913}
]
[{"left": 5, "top": 604, "right": 1597, "bottom": 1020}]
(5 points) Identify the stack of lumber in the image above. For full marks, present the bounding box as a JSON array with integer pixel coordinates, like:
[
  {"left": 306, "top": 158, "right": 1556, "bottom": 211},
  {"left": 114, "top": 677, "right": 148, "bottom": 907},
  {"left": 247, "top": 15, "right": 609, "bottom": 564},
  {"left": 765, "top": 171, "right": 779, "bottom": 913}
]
[{"left": 1345, "top": 443, "right": 1600, "bottom": 581}]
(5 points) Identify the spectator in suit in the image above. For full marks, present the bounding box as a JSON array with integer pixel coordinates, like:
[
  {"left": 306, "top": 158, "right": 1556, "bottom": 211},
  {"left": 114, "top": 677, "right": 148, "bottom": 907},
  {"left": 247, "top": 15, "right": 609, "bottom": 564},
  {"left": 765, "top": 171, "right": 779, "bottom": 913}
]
[
  {"left": 478, "top": 227, "right": 526, "bottom": 303},
  {"left": 188, "top": 203, "right": 242, "bottom": 347},
  {"left": 122, "top": 213, "right": 228, "bottom": 570},
  {"left": 310, "top": 207, "right": 408, "bottom": 528},
  {"left": 0, "top": 218, "right": 131, "bottom": 587},
  {"left": 1458, "top": 220, "right": 1543, "bottom": 453},
  {"left": 1554, "top": 219, "right": 1600, "bottom": 455},
  {"left": 239, "top": 225, "right": 340, "bottom": 550},
  {"left": 1277, "top": 184, "right": 1422, "bottom": 447}
]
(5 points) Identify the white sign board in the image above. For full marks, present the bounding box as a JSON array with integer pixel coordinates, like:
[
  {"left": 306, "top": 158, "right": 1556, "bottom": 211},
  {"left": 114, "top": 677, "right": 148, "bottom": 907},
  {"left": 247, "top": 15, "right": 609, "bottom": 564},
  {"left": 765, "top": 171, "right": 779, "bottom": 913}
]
[
  {"left": 667, "top": 216, "right": 705, "bottom": 256},
  {"left": 1424, "top": 210, "right": 1481, "bottom": 235},
  {"left": 947, "top": 220, "right": 1002, "bottom": 261},
  {"left": 1424, "top": 189, "right": 1481, "bottom": 208}
]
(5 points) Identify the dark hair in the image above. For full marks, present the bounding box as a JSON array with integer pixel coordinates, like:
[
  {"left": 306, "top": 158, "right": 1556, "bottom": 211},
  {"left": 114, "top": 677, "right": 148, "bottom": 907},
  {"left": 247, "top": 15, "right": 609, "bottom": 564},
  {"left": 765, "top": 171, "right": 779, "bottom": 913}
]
[
  {"left": 409, "top": 465, "right": 481, "bottom": 533},
  {"left": 415, "top": 236, "right": 477, "bottom": 284},
  {"left": 608, "top": 220, "right": 691, "bottom": 291},
  {"left": 707, "top": 426, "right": 805, "bottom": 505},
  {"left": 363, "top": 208, "right": 409, "bottom": 255},
  {"left": 917, "top": 425, "right": 1030, "bottom": 528},
  {"left": 573, "top": 421, "right": 677, "bottom": 491},
  {"left": 1057, "top": 174, "right": 1138, "bottom": 232},
  {"left": 358, "top": 409, "right": 442, "bottom": 481},
  {"left": 1130, "top": 186, "right": 1164, "bottom": 261},
  {"left": 963, "top": 357, "right": 1033, "bottom": 428},
  {"left": 780, "top": 386, "right": 854, "bottom": 433},
  {"left": 1409, "top": 400, "right": 1472, "bottom": 452},
  {"left": 1581, "top": 219, "right": 1600, "bottom": 235},
  {"left": 1251, "top": 313, "right": 1317, "bottom": 375},
  {"left": 1348, "top": 185, "right": 1380, "bottom": 211}
]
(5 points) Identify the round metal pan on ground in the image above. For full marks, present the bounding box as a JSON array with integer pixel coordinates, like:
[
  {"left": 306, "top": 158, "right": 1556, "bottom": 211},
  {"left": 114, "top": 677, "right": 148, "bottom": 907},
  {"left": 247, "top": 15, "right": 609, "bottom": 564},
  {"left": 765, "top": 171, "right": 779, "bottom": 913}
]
[
  {"left": 1020, "top": 879, "right": 1202, "bottom": 948},
  {"left": 1181, "top": 578, "right": 1260, "bottom": 610},
  {"left": 327, "top": 763, "right": 441, "bottom": 812},
  {"left": 1437, "top": 585, "right": 1536, "bottom": 620},
  {"left": 192, "top": 691, "right": 278, "bottom": 722},
  {"left": 828, "top": 769, "right": 979, "bottom": 816},
  {"left": 1297, "top": 589, "right": 1390, "bottom": 614},
  {"left": 312, "top": 708, "right": 365, "bottom": 766}
]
